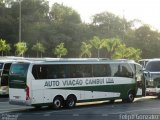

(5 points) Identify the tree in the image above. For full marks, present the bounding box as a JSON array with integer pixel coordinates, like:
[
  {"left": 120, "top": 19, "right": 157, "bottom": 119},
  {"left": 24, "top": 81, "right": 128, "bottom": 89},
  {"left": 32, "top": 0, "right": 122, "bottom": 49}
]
[
  {"left": 14, "top": 41, "right": 27, "bottom": 57},
  {"left": 91, "top": 12, "right": 131, "bottom": 39},
  {"left": 49, "top": 3, "right": 83, "bottom": 57},
  {"left": 50, "top": 3, "right": 81, "bottom": 25},
  {"left": 133, "top": 25, "right": 160, "bottom": 58},
  {"left": 0, "top": 38, "right": 10, "bottom": 56},
  {"left": 126, "top": 47, "right": 142, "bottom": 61},
  {"left": 80, "top": 42, "right": 92, "bottom": 58},
  {"left": 103, "top": 38, "right": 121, "bottom": 59},
  {"left": 113, "top": 44, "right": 141, "bottom": 60},
  {"left": 5, "top": 43, "right": 11, "bottom": 56},
  {"left": 53, "top": 43, "right": 68, "bottom": 58},
  {"left": 90, "top": 36, "right": 104, "bottom": 58},
  {"left": 32, "top": 42, "right": 45, "bottom": 57}
]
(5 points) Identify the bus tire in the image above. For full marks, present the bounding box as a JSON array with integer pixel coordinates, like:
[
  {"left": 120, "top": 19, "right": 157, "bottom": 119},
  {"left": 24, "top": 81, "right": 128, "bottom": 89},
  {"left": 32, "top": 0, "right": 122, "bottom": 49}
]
[
  {"left": 53, "top": 96, "right": 63, "bottom": 109},
  {"left": 65, "top": 95, "right": 76, "bottom": 109},
  {"left": 126, "top": 91, "right": 135, "bottom": 103}
]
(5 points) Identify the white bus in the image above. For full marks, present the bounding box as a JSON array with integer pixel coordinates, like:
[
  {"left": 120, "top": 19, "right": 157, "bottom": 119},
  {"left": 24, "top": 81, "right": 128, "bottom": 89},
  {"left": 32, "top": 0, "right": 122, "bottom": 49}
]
[
  {"left": 143, "top": 59, "right": 160, "bottom": 96},
  {"left": 9, "top": 58, "right": 145, "bottom": 109},
  {"left": 0, "top": 60, "right": 14, "bottom": 95}
]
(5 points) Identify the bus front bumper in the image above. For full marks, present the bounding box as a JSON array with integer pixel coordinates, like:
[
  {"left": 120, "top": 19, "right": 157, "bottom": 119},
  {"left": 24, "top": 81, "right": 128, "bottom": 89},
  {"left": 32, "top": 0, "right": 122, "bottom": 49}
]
[{"left": 146, "top": 88, "right": 160, "bottom": 96}]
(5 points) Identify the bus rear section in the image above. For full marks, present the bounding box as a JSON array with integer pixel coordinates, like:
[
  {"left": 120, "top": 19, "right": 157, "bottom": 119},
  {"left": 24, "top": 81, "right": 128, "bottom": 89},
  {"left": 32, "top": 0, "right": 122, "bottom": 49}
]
[
  {"left": 9, "top": 62, "right": 30, "bottom": 105},
  {"left": 0, "top": 62, "right": 12, "bottom": 95}
]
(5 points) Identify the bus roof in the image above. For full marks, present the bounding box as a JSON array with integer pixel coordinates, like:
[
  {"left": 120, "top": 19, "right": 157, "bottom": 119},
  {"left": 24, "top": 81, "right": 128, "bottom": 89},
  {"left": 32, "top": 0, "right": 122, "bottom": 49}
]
[
  {"left": 138, "top": 59, "right": 151, "bottom": 62},
  {"left": 11, "top": 58, "right": 137, "bottom": 64},
  {"left": 0, "top": 59, "right": 17, "bottom": 63}
]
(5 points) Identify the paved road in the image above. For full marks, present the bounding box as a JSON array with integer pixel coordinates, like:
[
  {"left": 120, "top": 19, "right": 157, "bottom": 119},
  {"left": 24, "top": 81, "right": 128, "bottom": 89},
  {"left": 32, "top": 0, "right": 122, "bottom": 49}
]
[
  {"left": 0, "top": 95, "right": 8, "bottom": 102},
  {"left": 0, "top": 96, "right": 160, "bottom": 120}
]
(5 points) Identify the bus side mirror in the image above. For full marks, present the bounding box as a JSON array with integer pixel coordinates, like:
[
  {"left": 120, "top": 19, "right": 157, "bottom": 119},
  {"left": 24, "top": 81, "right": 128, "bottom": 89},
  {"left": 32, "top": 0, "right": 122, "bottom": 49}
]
[{"left": 143, "top": 70, "right": 151, "bottom": 78}]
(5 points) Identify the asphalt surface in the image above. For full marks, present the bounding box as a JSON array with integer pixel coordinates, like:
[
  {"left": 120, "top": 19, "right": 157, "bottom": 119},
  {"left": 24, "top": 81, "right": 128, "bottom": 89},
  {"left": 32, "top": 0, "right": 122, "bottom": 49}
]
[{"left": 0, "top": 96, "right": 160, "bottom": 120}]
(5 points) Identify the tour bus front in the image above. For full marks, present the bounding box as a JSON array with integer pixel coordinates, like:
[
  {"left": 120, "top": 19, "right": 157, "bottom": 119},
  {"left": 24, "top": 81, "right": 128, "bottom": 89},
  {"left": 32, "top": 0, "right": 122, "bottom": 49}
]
[
  {"left": 144, "top": 60, "right": 160, "bottom": 96},
  {"left": 145, "top": 72, "right": 160, "bottom": 96},
  {"left": 9, "top": 62, "right": 30, "bottom": 105}
]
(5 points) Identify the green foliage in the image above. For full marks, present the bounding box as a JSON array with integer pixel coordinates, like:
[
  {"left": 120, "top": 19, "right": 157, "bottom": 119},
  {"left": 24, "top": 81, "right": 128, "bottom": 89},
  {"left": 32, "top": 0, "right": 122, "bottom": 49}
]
[
  {"left": 80, "top": 42, "right": 92, "bottom": 58},
  {"left": 113, "top": 44, "right": 141, "bottom": 61},
  {"left": 90, "top": 36, "right": 104, "bottom": 58},
  {"left": 102, "top": 38, "right": 121, "bottom": 58},
  {"left": 0, "top": 38, "right": 10, "bottom": 56},
  {"left": 14, "top": 42, "right": 27, "bottom": 57},
  {"left": 0, "top": 0, "right": 158, "bottom": 59},
  {"left": 130, "top": 25, "right": 160, "bottom": 58},
  {"left": 53, "top": 43, "right": 68, "bottom": 58},
  {"left": 32, "top": 42, "right": 45, "bottom": 57},
  {"left": 5, "top": 43, "right": 11, "bottom": 55},
  {"left": 50, "top": 3, "right": 81, "bottom": 25},
  {"left": 91, "top": 12, "right": 130, "bottom": 39}
]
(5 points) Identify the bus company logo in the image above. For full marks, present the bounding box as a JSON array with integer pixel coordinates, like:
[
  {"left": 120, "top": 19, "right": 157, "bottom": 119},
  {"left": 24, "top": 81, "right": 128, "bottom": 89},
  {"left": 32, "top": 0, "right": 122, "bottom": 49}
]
[{"left": 44, "top": 78, "right": 114, "bottom": 87}]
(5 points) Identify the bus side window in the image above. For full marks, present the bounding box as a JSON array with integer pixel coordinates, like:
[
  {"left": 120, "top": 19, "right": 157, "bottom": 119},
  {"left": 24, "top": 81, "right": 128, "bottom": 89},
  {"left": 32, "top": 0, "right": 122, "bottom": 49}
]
[
  {"left": 82, "top": 64, "right": 92, "bottom": 77},
  {"left": 121, "top": 65, "right": 133, "bottom": 78},
  {"left": 3, "top": 63, "right": 12, "bottom": 75},
  {"left": 93, "top": 64, "right": 111, "bottom": 77},
  {"left": 47, "top": 65, "right": 56, "bottom": 79},
  {"left": 32, "top": 65, "right": 47, "bottom": 79},
  {"left": 57, "top": 65, "right": 66, "bottom": 78},
  {"left": 113, "top": 64, "right": 133, "bottom": 78},
  {"left": 1, "top": 63, "right": 12, "bottom": 86},
  {"left": 114, "top": 65, "right": 121, "bottom": 77},
  {"left": 40, "top": 66, "right": 47, "bottom": 79},
  {"left": 121, "top": 66, "right": 129, "bottom": 77},
  {"left": 103, "top": 64, "right": 111, "bottom": 77},
  {"left": 69, "top": 65, "right": 76, "bottom": 78},
  {"left": 32, "top": 66, "right": 39, "bottom": 79}
]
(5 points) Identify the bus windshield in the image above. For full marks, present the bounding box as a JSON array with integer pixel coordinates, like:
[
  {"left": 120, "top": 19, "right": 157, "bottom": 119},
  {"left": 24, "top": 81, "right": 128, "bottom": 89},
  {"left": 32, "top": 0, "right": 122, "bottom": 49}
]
[
  {"left": 10, "top": 63, "right": 29, "bottom": 76},
  {"left": 146, "top": 61, "right": 160, "bottom": 72}
]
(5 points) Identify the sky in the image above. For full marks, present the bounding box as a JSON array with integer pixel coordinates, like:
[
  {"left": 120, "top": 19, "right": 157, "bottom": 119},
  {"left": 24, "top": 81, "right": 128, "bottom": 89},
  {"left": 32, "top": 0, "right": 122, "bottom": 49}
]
[{"left": 49, "top": 0, "right": 160, "bottom": 30}]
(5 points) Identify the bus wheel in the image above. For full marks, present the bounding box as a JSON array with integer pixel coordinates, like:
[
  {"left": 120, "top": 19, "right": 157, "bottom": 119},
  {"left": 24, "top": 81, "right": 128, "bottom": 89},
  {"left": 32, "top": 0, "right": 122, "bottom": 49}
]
[
  {"left": 127, "top": 91, "right": 135, "bottom": 103},
  {"left": 65, "top": 95, "right": 76, "bottom": 109},
  {"left": 53, "top": 96, "right": 63, "bottom": 109}
]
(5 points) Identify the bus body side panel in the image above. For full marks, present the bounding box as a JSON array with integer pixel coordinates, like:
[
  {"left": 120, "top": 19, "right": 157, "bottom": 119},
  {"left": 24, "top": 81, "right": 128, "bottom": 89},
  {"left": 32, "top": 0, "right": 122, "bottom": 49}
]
[
  {"left": 9, "top": 60, "right": 140, "bottom": 107},
  {"left": 30, "top": 77, "right": 135, "bottom": 105}
]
